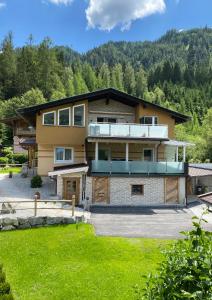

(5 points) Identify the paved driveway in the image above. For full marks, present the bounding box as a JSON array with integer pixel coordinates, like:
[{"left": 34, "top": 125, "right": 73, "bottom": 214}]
[{"left": 90, "top": 206, "right": 212, "bottom": 239}]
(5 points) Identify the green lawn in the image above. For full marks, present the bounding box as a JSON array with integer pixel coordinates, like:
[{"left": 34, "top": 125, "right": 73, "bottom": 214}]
[
  {"left": 0, "top": 167, "right": 21, "bottom": 174},
  {"left": 0, "top": 224, "right": 171, "bottom": 300}
]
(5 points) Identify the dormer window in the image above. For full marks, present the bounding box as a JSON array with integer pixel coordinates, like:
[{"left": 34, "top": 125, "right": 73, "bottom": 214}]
[
  {"left": 43, "top": 111, "right": 56, "bottom": 126},
  {"left": 140, "top": 116, "right": 158, "bottom": 125}
]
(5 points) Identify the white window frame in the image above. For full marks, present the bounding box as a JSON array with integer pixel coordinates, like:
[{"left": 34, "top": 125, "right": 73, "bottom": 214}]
[
  {"left": 58, "top": 107, "right": 71, "bottom": 126},
  {"left": 140, "top": 116, "right": 158, "bottom": 125},
  {"left": 54, "top": 147, "right": 74, "bottom": 164},
  {"left": 43, "top": 111, "right": 56, "bottom": 126},
  {"left": 143, "top": 148, "right": 155, "bottom": 162},
  {"left": 73, "top": 104, "right": 85, "bottom": 127}
]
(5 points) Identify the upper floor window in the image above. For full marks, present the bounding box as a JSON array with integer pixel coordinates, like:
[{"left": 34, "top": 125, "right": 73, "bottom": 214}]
[
  {"left": 73, "top": 104, "right": 85, "bottom": 127},
  {"left": 43, "top": 111, "right": 56, "bottom": 126},
  {"left": 97, "top": 117, "right": 117, "bottom": 123},
  {"left": 55, "top": 147, "right": 73, "bottom": 163},
  {"left": 140, "top": 116, "right": 158, "bottom": 125},
  {"left": 58, "top": 108, "right": 70, "bottom": 126}
]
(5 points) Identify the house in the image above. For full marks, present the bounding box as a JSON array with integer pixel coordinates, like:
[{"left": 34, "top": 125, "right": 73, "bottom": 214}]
[{"left": 2, "top": 88, "right": 192, "bottom": 207}]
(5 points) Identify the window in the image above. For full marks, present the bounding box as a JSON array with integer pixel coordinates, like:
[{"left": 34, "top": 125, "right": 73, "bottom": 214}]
[
  {"left": 58, "top": 108, "right": 70, "bottom": 126},
  {"left": 73, "top": 104, "right": 85, "bottom": 126},
  {"left": 55, "top": 147, "right": 73, "bottom": 163},
  {"left": 131, "top": 185, "right": 144, "bottom": 196},
  {"left": 140, "top": 116, "right": 158, "bottom": 125},
  {"left": 97, "top": 117, "right": 117, "bottom": 123},
  {"left": 43, "top": 111, "right": 56, "bottom": 126},
  {"left": 143, "top": 149, "right": 154, "bottom": 161}
]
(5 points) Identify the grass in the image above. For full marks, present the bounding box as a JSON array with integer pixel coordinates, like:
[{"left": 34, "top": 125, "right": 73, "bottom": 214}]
[
  {"left": 0, "top": 224, "right": 171, "bottom": 300},
  {"left": 0, "top": 167, "right": 21, "bottom": 174}
]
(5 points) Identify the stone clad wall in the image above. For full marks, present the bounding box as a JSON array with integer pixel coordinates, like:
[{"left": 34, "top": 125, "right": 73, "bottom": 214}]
[
  {"left": 86, "top": 176, "right": 186, "bottom": 206},
  {"left": 0, "top": 216, "right": 76, "bottom": 231}
]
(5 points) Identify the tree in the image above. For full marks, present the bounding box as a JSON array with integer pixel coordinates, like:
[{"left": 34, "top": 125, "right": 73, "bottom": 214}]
[
  {"left": 0, "top": 32, "right": 17, "bottom": 99},
  {"left": 136, "top": 66, "right": 148, "bottom": 98},
  {"left": 111, "top": 64, "right": 124, "bottom": 91},
  {"left": 82, "top": 63, "right": 97, "bottom": 91},
  {"left": 98, "top": 63, "right": 111, "bottom": 88},
  {"left": 16, "top": 36, "right": 38, "bottom": 95},
  {"left": 124, "top": 63, "right": 136, "bottom": 95}
]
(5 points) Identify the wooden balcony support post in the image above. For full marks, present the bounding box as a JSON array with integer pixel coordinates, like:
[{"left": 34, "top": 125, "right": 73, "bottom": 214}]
[
  {"left": 125, "top": 143, "right": 129, "bottom": 161},
  {"left": 95, "top": 141, "right": 99, "bottom": 161},
  {"left": 183, "top": 146, "right": 186, "bottom": 162},
  {"left": 176, "top": 146, "right": 179, "bottom": 162}
]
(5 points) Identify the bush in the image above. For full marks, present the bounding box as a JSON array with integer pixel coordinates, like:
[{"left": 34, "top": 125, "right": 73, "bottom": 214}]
[
  {"left": 31, "top": 175, "right": 42, "bottom": 188},
  {"left": 0, "top": 157, "right": 9, "bottom": 167},
  {"left": 13, "top": 153, "right": 28, "bottom": 164},
  {"left": 0, "top": 265, "right": 13, "bottom": 300},
  {"left": 139, "top": 214, "right": 212, "bottom": 300}
]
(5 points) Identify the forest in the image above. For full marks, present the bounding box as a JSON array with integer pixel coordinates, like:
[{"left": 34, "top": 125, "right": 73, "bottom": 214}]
[{"left": 0, "top": 28, "right": 211, "bottom": 162}]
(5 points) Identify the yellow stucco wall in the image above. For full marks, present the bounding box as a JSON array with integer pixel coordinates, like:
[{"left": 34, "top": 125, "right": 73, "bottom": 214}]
[{"left": 135, "top": 104, "right": 176, "bottom": 139}]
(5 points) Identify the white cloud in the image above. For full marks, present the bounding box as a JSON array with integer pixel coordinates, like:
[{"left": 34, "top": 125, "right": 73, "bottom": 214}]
[
  {"left": 47, "top": 0, "right": 73, "bottom": 5},
  {"left": 86, "top": 0, "right": 166, "bottom": 31},
  {"left": 0, "top": 2, "right": 6, "bottom": 9}
]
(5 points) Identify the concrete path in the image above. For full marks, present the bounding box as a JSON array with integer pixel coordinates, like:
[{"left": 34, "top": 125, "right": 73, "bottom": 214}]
[{"left": 90, "top": 206, "right": 212, "bottom": 239}]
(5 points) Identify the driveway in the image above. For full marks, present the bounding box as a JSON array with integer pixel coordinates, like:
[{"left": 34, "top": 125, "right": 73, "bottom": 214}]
[{"left": 90, "top": 205, "right": 212, "bottom": 239}]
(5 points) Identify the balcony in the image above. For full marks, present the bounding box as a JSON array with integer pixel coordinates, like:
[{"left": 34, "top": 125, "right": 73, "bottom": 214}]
[
  {"left": 15, "top": 127, "right": 36, "bottom": 136},
  {"left": 91, "top": 160, "right": 185, "bottom": 175},
  {"left": 88, "top": 123, "right": 168, "bottom": 139}
]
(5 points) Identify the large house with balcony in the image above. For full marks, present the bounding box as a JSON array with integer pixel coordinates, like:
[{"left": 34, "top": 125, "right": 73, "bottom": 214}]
[{"left": 2, "top": 88, "right": 192, "bottom": 207}]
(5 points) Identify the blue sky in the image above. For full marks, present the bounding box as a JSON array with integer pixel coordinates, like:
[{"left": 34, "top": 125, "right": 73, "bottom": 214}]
[{"left": 0, "top": 0, "right": 211, "bottom": 53}]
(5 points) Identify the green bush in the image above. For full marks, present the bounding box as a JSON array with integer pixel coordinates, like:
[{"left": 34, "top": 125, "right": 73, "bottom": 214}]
[
  {"left": 13, "top": 153, "right": 28, "bottom": 164},
  {"left": 0, "top": 157, "right": 9, "bottom": 167},
  {"left": 31, "top": 175, "right": 42, "bottom": 188},
  {"left": 139, "top": 214, "right": 212, "bottom": 300},
  {"left": 0, "top": 265, "right": 13, "bottom": 300},
  {"left": 1, "top": 148, "right": 13, "bottom": 164}
]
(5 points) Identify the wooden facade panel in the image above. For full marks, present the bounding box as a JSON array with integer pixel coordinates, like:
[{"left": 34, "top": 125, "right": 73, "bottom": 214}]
[
  {"left": 92, "top": 177, "right": 110, "bottom": 203},
  {"left": 165, "top": 177, "right": 179, "bottom": 204}
]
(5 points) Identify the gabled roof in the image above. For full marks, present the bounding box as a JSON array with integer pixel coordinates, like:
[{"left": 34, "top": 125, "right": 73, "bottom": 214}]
[{"left": 17, "top": 88, "right": 190, "bottom": 124}]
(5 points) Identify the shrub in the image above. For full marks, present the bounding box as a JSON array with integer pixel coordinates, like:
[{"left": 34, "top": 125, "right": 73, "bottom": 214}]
[
  {"left": 0, "top": 157, "right": 9, "bottom": 167},
  {"left": 1, "top": 148, "right": 13, "bottom": 163},
  {"left": 31, "top": 175, "right": 42, "bottom": 188},
  {"left": 13, "top": 153, "right": 28, "bottom": 164},
  {"left": 0, "top": 265, "right": 13, "bottom": 300},
  {"left": 139, "top": 214, "right": 212, "bottom": 300}
]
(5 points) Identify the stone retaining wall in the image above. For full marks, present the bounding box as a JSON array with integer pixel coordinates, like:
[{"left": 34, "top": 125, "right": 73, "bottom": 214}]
[{"left": 0, "top": 216, "right": 79, "bottom": 231}]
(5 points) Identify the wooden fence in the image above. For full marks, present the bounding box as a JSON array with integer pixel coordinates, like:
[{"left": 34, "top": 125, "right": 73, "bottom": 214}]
[{"left": 0, "top": 195, "right": 76, "bottom": 217}]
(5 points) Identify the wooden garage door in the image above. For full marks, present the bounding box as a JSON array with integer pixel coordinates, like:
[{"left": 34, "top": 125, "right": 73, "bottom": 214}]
[
  {"left": 93, "top": 177, "right": 110, "bottom": 204},
  {"left": 165, "top": 177, "right": 179, "bottom": 204}
]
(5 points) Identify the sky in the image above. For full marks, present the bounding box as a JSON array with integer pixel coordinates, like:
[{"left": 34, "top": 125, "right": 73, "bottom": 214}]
[{"left": 0, "top": 0, "right": 211, "bottom": 53}]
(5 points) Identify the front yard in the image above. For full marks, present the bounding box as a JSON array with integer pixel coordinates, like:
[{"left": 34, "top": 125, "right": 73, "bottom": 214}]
[{"left": 0, "top": 224, "right": 171, "bottom": 300}]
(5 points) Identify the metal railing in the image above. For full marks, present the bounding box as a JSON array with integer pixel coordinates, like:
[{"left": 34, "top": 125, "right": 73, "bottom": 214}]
[
  {"left": 91, "top": 160, "right": 185, "bottom": 175},
  {"left": 88, "top": 123, "right": 168, "bottom": 139}
]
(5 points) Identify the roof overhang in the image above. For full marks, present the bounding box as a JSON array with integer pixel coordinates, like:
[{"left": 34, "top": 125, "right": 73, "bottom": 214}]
[
  {"left": 189, "top": 167, "right": 212, "bottom": 177},
  {"left": 163, "top": 140, "right": 195, "bottom": 147},
  {"left": 17, "top": 88, "right": 190, "bottom": 124},
  {"left": 48, "top": 165, "right": 88, "bottom": 177},
  {"left": 87, "top": 137, "right": 169, "bottom": 143}
]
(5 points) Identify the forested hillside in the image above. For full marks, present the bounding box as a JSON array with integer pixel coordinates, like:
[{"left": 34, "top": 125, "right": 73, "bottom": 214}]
[{"left": 0, "top": 28, "right": 211, "bottom": 161}]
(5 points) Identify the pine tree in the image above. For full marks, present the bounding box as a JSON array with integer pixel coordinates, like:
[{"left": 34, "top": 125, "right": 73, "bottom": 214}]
[
  {"left": 111, "top": 64, "right": 124, "bottom": 91},
  {"left": 0, "top": 32, "right": 17, "bottom": 99},
  {"left": 98, "top": 63, "right": 111, "bottom": 88},
  {"left": 124, "top": 63, "right": 136, "bottom": 95},
  {"left": 135, "top": 66, "right": 148, "bottom": 98}
]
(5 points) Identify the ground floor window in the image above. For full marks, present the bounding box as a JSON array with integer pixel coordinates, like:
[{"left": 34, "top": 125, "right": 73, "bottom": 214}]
[
  {"left": 55, "top": 147, "right": 73, "bottom": 163},
  {"left": 131, "top": 184, "right": 144, "bottom": 196}
]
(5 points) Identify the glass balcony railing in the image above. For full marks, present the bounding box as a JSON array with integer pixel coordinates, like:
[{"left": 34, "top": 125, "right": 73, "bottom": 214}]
[
  {"left": 91, "top": 160, "right": 185, "bottom": 175},
  {"left": 88, "top": 123, "right": 168, "bottom": 139}
]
